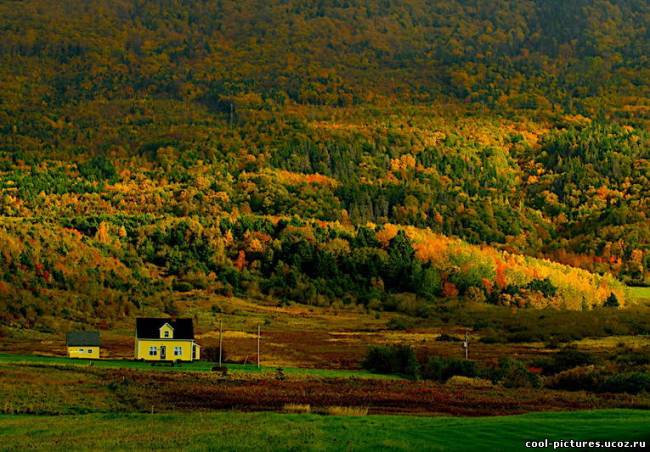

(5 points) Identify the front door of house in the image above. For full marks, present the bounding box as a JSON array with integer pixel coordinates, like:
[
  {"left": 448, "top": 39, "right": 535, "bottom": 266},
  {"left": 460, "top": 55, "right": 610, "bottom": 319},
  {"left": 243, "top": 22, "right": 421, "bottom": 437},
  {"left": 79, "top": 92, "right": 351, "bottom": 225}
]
[{"left": 160, "top": 346, "right": 166, "bottom": 360}]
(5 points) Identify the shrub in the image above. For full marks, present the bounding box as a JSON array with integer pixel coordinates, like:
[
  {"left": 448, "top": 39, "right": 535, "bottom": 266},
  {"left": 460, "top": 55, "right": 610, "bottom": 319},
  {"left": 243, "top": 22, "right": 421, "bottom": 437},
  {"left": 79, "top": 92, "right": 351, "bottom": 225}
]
[
  {"left": 211, "top": 365, "right": 229, "bottom": 378},
  {"left": 539, "top": 348, "right": 596, "bottom": 375},
  {"left": 548, "top": 368, "right": 650, "bottom": 394},
  {"left": 479, "top": 333, "right": 505, "bottom": 344},
  {"left": 546, "top": 366, "right": 603, "bottom": 392},
  {"left": 615, "top": 351, "right": 650, "bottom": 366},
  {"left": 386, "top": 317, "right": 410, "bottom": 330},
  {"left": 421, "top": 356, "right": 478, "bottom": 382},
  {"left": 362, "top": 344, "right": 420, "bottom": 378},
  {"left": 600, "top": 372, "right": 650, "bottom": 394},
  {"left": 489, "top": 358, "right": 542, "bottom": 388},
  {"left": 544, "top": 335, "right": 574, "bottom": 349},
  {"left": 507, "top": 331, "right": 542, "bottom": 343},
  {"left": 436, "top": 333, "right": 462, "bottom": 342}
]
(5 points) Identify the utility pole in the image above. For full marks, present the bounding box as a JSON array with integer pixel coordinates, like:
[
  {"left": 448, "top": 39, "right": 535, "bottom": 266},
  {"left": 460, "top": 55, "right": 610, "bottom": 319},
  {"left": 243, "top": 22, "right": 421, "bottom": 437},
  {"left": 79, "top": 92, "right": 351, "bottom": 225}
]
[
  {"left": 218, "top": 319, "right": 223, "bottom": 367},
  {"left": 257, "top": 324, "right": 261, "bottom": 368},
  {"left": 463, "top": 330, "right": 469, "bottom": 360}
]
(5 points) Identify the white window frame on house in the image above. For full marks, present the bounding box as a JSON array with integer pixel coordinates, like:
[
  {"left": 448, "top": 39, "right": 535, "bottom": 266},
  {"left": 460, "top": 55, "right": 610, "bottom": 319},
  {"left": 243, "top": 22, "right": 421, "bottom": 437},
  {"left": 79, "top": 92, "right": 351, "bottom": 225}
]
[
  {"left": 164, "top": 331, "right": 170, "bottom": 338},
  {"left": 87, "top": 349, "right": 92, "bottom": 353},
  {"left": 78, "top": 348, "right": 84, "bottom": 353},
  {"left": 149, "top": 346, "right": 157, "bottom": 356},
  {"left": 174, "top": 346, "right": 182, "bottom": 356}
]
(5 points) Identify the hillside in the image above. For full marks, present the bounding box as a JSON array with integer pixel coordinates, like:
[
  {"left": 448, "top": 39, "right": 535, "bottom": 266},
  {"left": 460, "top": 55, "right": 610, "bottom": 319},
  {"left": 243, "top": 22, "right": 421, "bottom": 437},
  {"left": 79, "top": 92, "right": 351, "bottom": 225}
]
[
  {"left": 0, "top": 1, "right": 649, "bottom": 328},
  {"left": 1, "top": 0, "right": 649, "bottom": 117},
  {"left": 0, "top": 213, "right": 627, "bottom": 329}
]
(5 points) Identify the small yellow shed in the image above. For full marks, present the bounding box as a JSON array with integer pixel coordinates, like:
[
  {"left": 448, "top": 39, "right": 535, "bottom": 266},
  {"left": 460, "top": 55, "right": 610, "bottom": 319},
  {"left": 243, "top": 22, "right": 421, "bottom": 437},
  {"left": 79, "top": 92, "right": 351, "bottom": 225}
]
[{"left": 66, "top": 331, "right": 101, "bottom": 359}]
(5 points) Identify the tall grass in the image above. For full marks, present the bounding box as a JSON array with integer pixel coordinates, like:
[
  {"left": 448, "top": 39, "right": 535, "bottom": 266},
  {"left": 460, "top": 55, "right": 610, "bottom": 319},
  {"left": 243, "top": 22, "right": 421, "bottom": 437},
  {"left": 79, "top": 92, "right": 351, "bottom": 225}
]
[
  {"left": 324, "top": 406, "right": 368, "bottom": 416},
  {"left": 283, "top": 404, "right": 311, "bottom": 414}
]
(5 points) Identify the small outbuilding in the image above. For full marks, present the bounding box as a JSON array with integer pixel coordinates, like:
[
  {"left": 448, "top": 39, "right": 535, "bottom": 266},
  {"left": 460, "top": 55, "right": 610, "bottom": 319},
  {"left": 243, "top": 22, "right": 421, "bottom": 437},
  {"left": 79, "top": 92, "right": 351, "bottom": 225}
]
[{"left": 66, "top": 331, "right": 101, "bottom": 359}]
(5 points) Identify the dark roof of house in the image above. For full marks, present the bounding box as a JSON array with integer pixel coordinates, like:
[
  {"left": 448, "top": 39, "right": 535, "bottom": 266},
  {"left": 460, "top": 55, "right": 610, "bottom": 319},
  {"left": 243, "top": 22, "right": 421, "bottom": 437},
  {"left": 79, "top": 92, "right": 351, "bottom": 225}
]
[
  {"left": 66, "top": 331, "right": 101, "bottom": 346},
  {"left": 135, "top": 318, "right": 194, "bottom": 339}
]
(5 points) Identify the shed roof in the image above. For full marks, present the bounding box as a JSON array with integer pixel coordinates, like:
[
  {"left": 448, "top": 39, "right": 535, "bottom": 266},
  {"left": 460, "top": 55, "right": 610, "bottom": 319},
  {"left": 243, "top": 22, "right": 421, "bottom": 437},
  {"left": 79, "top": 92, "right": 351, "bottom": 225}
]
[
  {"left": 66, "top": 331, "right": 101, "bottom": 346},
  {"left": 135, "top": 318, "right": 194, "bottom": 339}
]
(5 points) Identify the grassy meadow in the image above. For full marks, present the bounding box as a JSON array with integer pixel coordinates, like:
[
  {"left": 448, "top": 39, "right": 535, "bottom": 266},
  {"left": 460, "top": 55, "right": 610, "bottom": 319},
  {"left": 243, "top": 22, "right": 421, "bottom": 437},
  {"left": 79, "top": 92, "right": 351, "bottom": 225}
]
[
  {"left": 0, "top": 353, "right": 398, "bottom": 380},
  {"left": 0, "top": 410, "right": 648, "bottom": 451},
  {"left": 629, "top": 287, "right": 650, "bottom": 305},
  {"left": 1, "top": 351, "right": 649, "bottom": 418}
]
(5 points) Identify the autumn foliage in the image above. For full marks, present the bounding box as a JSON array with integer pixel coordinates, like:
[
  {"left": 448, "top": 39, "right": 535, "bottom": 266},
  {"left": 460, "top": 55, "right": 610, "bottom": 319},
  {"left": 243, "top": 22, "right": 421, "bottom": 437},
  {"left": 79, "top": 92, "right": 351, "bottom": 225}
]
[{"left": 0, "top": 0, "right": 646, "bottom": 327}]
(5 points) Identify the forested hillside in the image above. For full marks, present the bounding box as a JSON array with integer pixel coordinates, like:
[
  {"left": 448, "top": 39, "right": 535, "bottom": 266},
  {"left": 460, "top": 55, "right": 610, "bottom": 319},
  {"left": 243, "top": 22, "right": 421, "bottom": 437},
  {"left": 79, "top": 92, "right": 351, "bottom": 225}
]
[
  {"left": 1, "top": 0, "right": 649, "bottom": 117},
  {"left": 0, "top": 1, "right": 648, "bottom": 327},
  {"left": 0, "top": 216, "right": 626, "bottom": 328}
]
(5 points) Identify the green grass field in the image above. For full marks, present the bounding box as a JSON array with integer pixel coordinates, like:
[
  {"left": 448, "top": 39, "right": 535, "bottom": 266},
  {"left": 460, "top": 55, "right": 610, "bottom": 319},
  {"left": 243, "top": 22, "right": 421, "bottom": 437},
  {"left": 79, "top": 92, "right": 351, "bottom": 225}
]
[
  {"left": 0, "top": 353, "right": 398, "bottom": 380},
  {"left": 629, "top": 287, "right": 650, "bottom": 304},
  {"left": 0, "top": 410, "right": 647, "bottom": 451}
]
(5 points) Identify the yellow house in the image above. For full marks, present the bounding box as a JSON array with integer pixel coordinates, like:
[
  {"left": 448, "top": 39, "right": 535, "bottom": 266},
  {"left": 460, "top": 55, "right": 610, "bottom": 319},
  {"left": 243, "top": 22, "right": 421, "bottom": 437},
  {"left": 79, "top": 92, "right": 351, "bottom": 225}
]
[
  {"left": 66, "top": 331, "right": 101, "bottom": 359},
  {"left": 134, "top": 318, "right": 200, "bottom": 362}
]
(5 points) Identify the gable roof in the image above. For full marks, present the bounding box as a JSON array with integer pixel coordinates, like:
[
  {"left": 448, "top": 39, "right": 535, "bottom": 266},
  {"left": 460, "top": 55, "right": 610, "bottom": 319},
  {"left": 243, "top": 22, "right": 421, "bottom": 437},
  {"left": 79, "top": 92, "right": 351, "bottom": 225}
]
[
  {"left": 135, "top": 318, "right": 194, "bottom": 339},
  {"left": 66, "top": 331, "right": 101, "bottom": 346}
]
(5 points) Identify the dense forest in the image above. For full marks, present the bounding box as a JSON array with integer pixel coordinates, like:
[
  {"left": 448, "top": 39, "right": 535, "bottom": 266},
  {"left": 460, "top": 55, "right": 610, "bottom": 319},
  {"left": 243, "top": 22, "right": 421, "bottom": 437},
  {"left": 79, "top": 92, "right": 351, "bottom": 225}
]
[
  {"left": 0, "top": 0, "right": 648, "bottom": 327},
  {"left": 1, "top": 0, "right": 649, "bottom": 117}
]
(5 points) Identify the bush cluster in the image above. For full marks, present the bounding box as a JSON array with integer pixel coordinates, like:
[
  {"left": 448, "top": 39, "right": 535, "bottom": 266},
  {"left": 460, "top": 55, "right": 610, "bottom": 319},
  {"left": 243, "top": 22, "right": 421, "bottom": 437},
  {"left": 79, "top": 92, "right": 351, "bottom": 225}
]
[
  {"left": 547, "top": 368, "right": 650, "bottom": 395},
  {"left": 421, "top": 357, "right": 478, "bottom": 382},
  {"left": 533, "top": 349, "right": 597, "bottom": 375},
  {"left": 362, "top": 345, "right": 420, "bottom": 379},
  {"left": 362, "top": 345, "right": 541, "bottom": 388}
]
